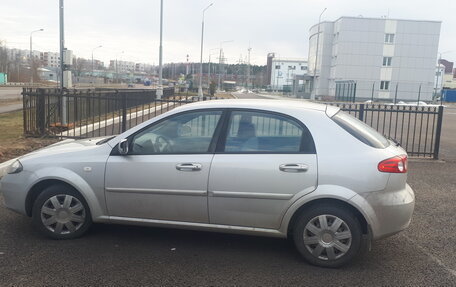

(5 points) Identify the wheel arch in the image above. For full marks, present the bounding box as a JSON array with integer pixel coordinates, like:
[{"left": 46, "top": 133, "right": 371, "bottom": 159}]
[
  {"left": 285, "top": 198, "right": 369, "bottom": 238},
  {"left": 25, "top": 179, "right": 75, "bottom": 216},
  {"left": 24, "top": 168, "right": 105, "bottom": 219}
]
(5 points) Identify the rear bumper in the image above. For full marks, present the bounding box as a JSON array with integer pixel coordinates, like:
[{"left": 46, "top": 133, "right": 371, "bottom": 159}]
[{"left": 350, "top": 183, "right": 415, "bottom": 240}]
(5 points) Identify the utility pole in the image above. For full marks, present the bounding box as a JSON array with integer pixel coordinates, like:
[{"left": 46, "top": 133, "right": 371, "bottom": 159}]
[
  {"left": 217, "top": 40, "right": 233, "bottom": 92},
  {"left": 311, "top": 7, "right": 327, "bottom": 100},
  {"left": 198, "top": 3, "right": 213, "bottom": 98},
  {"left": 157, "top": 0, "right": 164, "bottom": 99},
  {"left": 59, "top": 0, "right": 67, "bottom": 125}
]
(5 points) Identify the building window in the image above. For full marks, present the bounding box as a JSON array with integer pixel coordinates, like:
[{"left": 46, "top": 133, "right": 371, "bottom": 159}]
[
  {"left": 385, "top": 33, "right": 395, "bottom": 44},
  {"left": 301, "top": 66, "right": 306, "bottom": 70},
  {"left": 382, "top": 57, "right": 392, "bottom": 66},
  {"left": 380, "top": 81, "right": 390, "bottom": 90},
  {"left": 275, "top": 65, "right": 280, "bottom": 69}
]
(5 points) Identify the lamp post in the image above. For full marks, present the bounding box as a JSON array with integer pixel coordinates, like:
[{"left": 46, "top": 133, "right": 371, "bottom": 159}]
[
  {"left": 198, "top": 3, "right": 214, "bottom": 98},
  {"left": 311, "top": 7, "right": 326, "bottom": 100},
  {"left": 115, "top": 51, "right": 124, "bottom": 84},
  {"left": 217, "top": 40, "right": 233, "bottom": 92},
  {"left": 157, "top": 0, "right": 164, "bottom": 99},
  {"left": 30, "top": 28, "right": 44, "bottom": 84},
  {"left": 91, "top": 45, "right": 102, "bottom": 84}
]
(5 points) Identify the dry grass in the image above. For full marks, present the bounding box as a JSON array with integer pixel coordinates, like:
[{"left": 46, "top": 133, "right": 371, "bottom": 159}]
[{"left": 0, "top": 111, "right": 59, "bottom": 162}]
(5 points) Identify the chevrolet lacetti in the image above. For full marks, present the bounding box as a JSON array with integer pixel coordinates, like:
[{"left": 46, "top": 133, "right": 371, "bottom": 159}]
[{"left": 0, "top": 99, "right": 414, "bottom": 267}]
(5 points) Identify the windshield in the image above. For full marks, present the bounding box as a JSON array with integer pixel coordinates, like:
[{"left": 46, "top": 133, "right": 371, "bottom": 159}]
[{"left": 331, "top": 111, "right": 390, "bottom": 149}]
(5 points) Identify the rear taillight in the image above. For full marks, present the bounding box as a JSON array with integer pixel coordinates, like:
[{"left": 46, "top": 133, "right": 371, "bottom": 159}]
[{"left": 378, "top": 155, "right": 408, "bottom": 173}]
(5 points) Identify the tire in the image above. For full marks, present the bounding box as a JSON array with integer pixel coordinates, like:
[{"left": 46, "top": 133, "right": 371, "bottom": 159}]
[
  {"left": 32, "top": 184, "right": 92, "bottom": 239},
  {"left": 293, "top": 203, "right": 362, "bottom": 268}
]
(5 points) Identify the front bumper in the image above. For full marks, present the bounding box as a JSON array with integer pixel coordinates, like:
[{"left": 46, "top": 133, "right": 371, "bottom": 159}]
[
  {"left": 351, "top": 183, "right": 415, "bottom": 240},
  {"left": 0, "top": 171, "right": 37, "bottom": 215}
]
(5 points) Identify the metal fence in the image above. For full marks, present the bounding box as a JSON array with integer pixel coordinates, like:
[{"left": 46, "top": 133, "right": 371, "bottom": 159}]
[
  {"left": 22, "top": 87, "right": 211, "bottom": 138},
  {"left": 22, "top": 88, "right": 444, "bottom": 159},
  {"left": 332, "top": 103, "right": 444, "bottom": 159}
]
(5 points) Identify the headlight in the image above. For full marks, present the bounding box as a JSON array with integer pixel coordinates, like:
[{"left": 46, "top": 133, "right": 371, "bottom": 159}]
[{"left": 6, "top": 160, "right": 23, "bottom": 174}]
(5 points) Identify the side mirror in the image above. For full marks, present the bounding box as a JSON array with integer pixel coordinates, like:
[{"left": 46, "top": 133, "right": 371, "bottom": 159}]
[{"left": 118, "top": 138, "right": 129, "bottom": 155}]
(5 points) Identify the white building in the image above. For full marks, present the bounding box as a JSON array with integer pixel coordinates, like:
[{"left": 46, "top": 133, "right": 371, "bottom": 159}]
[
  {"left": 267, "top": 54, "right": 308, "bottom": 91},
  {"left": 110, "top": 60, "right": 135, "bottom": 73},
  {"left": 308, "top": 17, "right": 441, "bottom": 101},
  {"left": 41, "top": 52, "right": 60, "bottom": 68},
  {"left": 434, "top": 64, "right": 445, "bottom": 95},
  {"left": 135, "top": 63, "right": 154, "bottom": 73}
]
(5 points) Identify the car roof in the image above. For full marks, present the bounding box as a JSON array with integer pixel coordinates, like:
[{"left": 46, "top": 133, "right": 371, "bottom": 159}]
[{"left": 174, "top": 99, "right": 339, "bottom": 115}]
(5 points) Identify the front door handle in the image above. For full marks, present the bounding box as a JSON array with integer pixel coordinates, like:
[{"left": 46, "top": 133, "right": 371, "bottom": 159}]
[
  {"left": 176, "top": 163, "right": 202, "bottom": 171},
  {"left": 279, "top": 164, "right": 308, "bottom": 173}
]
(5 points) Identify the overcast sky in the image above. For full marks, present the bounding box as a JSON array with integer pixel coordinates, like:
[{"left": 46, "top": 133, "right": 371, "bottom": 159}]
[{"left": 1, "top": 0, "right": 455, "bottom": 66}]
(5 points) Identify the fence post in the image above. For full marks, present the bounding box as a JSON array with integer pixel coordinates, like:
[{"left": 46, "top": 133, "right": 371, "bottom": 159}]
[
  {"left": 22, "top": 88, "right": 27, "bottom": 135},
  {"left": 121, "top": 92, "right": 127, "bottom": 133},
  {"left": 36, "top": 89, "right": 46, "bottom": 135},
  {"left": 433, "top": 105, "right": 444, "bottom": 159},
  {"left": 358, "top": 103, "right": 365, "bottom": 121}
]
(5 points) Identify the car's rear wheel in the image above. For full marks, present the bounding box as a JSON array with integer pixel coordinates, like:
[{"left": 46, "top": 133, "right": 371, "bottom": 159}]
[
  {"left": 293, "top": 203, "right": 362, "bottom": 268},
  {"left": 32, "top": 184, "right": 92, "bottom": 239}
]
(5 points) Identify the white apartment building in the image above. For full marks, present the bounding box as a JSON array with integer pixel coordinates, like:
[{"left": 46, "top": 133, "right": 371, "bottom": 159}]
[
  {"left": 135, "top": 63, "right": 153, "bottom": 73},
  {"left": 308, "top": 17, "right": 441, "bottom": 101},
  {"left": 110, "top": 60, "right": 135, "bottom": 73},
  {"left": 41, "top": 52, "right": 60, "bottom": 68},
  {"left": 268, "top": 54, "right": 308, "bottom": 91}
]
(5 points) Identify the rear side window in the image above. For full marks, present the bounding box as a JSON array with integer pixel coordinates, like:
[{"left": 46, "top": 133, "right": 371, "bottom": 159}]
[
  {"left": 331, "top": 111, "right": 390, "bottom": 149},
  {"left": 222, "top": 110, "right": 315, "bottom": 153}
]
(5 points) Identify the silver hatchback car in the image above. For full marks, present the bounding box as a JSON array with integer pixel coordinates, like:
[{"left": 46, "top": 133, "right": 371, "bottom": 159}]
[{"left": 0, "top": 99, "right": 414, "bottom": 267}]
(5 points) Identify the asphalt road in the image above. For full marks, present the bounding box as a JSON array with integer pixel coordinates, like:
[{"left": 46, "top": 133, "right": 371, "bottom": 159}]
[
  {"left": 1, "top": 160, "right": 456, "bottom": 286},
  {"left": 0, "top": 87, "right": 23, "bottom": 113},
  {"left": 1, "top": 92, "right": 456, "bottom": 286},
  {"left": 0, "top": 87, "right": 22, "bottom": 101}
]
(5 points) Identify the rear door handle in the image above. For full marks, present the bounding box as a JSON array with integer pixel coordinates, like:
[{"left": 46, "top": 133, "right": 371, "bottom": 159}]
[
  {"left": 279, "top": 164, "right": 308, "bottom": 172},
  {"left": 176, "top": 163, "right": 202, "bottom": 171}
]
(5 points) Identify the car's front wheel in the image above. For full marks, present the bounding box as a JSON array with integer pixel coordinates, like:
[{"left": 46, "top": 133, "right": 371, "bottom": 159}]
[
  {"left": 293, "top": 203, "right": 363, "bottom": 268},
  {"left": 32, "top": 184, "right": 92, "bottom": 239}
]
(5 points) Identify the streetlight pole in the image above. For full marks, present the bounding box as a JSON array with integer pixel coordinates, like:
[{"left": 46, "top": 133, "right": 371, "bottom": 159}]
[
  {"left": 30, "top": 28, "right": 44, "bottom": 85},
  {"left": 91, "top": 45, "right": 102, "bottom": 84},
  {"left": 311, "top": 7, "right": 326, "bottom": 100},
  {"left": 157, "top": 0, "right": 164, "bottom": 99},
  {"left": 198, "top": 3, "right": 213, "bottom": 98}
]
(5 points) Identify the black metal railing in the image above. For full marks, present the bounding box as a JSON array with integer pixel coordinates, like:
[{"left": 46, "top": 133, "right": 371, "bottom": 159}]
[
  {"left": 332, "top": 103, "right": 444, "bottom": 159},
  {"left": 22, "top": 89, "right": 444, "bottom": 159},
  {"left": 22, "top": 87, "right": 218, "bottom": 138}
]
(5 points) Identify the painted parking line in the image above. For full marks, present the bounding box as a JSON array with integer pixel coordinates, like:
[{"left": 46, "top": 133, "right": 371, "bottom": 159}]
[{"left": 402, "top": 234, "right": 456, "bottom": 279}]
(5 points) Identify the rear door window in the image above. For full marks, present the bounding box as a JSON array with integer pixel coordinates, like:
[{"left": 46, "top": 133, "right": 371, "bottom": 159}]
[
  {"left": 331, "top": 111, "right": 390, "bottom": 149},
  {"left": 221, "top": 110, "right": 315, "bottom": 153}
]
